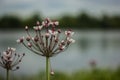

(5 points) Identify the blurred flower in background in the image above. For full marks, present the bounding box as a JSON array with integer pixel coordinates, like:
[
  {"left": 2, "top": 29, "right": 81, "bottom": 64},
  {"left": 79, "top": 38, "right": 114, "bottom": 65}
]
[
  {"left": 0, "top": 47, "right": 25, "bottom": 71},
  {"left": 0, "top": 47, "right": 25, "bottom": 80}
]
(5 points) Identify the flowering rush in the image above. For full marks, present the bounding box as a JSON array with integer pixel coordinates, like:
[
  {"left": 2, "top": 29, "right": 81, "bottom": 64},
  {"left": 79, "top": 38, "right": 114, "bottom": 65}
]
[
  {"left": 17, "top": 18, "right": 75, "bottom": 80},
  {"left": 0, "top": 47, "right": 25, "bottom": 71},
  {"left": 17, "top": 18, "right": 75, "bottom": 57}
]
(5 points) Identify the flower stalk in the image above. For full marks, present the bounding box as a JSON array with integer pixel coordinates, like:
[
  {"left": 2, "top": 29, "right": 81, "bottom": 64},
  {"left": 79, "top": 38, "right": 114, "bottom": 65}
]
[
  {"left": 6, "top": 69, "right": 9, "bottom": 80},
  {"left": 46, "top": 57, "right": 50, "bottom": 80}
]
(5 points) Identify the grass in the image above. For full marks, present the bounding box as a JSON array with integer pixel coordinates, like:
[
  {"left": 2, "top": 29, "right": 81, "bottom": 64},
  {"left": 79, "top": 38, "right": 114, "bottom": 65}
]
[{"left": 0, "top": 67, "right": 120, "bottom": 80}]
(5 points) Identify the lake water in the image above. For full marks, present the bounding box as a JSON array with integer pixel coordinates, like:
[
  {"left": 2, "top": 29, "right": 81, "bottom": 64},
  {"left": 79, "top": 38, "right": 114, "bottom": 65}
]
[{"left": 0, "top": 30, "right": 120, "bottom": 76}]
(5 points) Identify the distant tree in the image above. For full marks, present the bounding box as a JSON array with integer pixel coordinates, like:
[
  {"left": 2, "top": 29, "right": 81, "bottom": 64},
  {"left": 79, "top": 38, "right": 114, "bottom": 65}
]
[
  {"left": 0, "top": 16, "right": 22, "bottom": 29},
  {"left": 0, "top": 12, "right": 120, "bottom": 30},
  {"left": 23, "top": 13, "right": 42, "bottom": 28}
]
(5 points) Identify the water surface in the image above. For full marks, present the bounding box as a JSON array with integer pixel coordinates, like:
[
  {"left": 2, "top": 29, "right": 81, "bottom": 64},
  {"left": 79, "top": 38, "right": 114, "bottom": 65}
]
[{"left": 0, "top": 30, "right": 120, "bottom": 76}]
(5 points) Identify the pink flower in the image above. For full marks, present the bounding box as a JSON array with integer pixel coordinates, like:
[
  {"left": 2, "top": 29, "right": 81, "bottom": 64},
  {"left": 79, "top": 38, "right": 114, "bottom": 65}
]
[
  {"left": 28, "top": 43, "right": 32, "bottom": 47},
  {"left": 45, "top": 32, "right": 50, "bottom": 38},
  {"left": 65, "top": 30, "right": 74, "bottom": 36},
  {"left": 38, "top": 25, "right": 43, "bottom": 30},
  {"left": 16, "top": 36, "right": 24, "bottom": 43},
  {"left": 17, "top": 18, "right": 75, "bottom": 76},
  {"left": 33, "top": 26, "right": 39, "bottom": 31},
  {"left": 17, "top": 18, "right": 75, "bottom": 57},
  {"left": 48, "top": 30, "right": 58, "bottom": 36},
  {"left": 26, "top": 36, "right": 31, "bottom": 41},
  {"left": 67, "top": 38, "right": 75, "bottom": 44},
  {"left": 0, "top": 47, "right": 25, "bottom": 71},
  {"left": 59, "top": 45, "right": 65, "bottom": 51}
]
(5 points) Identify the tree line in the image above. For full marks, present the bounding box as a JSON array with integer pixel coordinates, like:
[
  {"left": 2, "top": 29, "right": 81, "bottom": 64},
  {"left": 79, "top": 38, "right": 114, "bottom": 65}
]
[{"left": 0, "top": 12, "right": 120, "bottom": 30}]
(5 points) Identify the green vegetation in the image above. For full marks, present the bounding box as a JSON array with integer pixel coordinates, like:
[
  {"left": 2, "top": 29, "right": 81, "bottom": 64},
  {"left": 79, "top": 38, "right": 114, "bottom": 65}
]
[
  {"left": 0, "top": 13, "right": 120, "bottom": 30},
  {"left": 0, "top": 67, "right": 120, "bottom": 80}
]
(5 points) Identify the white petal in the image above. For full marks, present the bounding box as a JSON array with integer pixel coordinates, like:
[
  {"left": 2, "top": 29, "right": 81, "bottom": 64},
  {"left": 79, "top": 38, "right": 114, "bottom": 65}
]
[
  {"left": 33, "top": 26, "right": 38, "bottom": 30},
  {"left": 3, "top": 51, "right": 7, "bottom": 55},
  {"left": 62, "top": 46, "right": 65, "bottom": 49},
  {"left": 42, "top": 21, "right": 45, "bottom": 26},
  {"left": 54, "top": 21, "right": 59, "bottom": 25},
  {"left": 38, "top": 26, "right": 43, "bottom": 30},
  {"left": 25, "top": 26, "right": 28, "bottom": 30},
  {"left": 54, "top": 31, "right": 58, "bottom": 35},
  {"left": 8, "top": 47, "right": 10, "bottom": 50},
  {"left": 3, "top": 51, "right": 11, "bottom": 57},
  {"left": 16, "top": 39, "right": 20, "bottom": 43},
  {"left": 65, "top": 31, "right": 68, "bottom": 35},
  {"left": 67, "top": 37, "right": 70, "bottom": 40},
  {"left": 61, "top": 40, "right": 65, "bottom": 43},
  {"left": 11, "top": 48, "right": 16, "bottom": 51},
  {"left": 28, "top": 43, "right": 32, "bottom": 47},
  {"left": 45, "top": 32, "right": 50, "bottom": 37},
  {"left": 32, "top": 37, "right": 34, "bottom": 40},
  {"left": 69, "top": 39, "right": 75, "bottom": 43}
]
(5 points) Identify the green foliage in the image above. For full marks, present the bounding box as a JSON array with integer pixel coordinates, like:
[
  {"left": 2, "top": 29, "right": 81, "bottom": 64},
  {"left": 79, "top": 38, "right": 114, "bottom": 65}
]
[
  {"left": 1, "top": 68, "right": 120, "bottom": 80},
  {"left": 0, "top": 16, "right": 22, "bottom": 29},
  {"left": 0, "top": 12, "right": 120, "bottom": 30}
]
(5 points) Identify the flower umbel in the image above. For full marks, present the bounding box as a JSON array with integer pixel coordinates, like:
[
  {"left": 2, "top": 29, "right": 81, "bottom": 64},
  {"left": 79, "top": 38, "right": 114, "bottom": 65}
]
[
  {"left": 17, "top": 18, "right": 75, "bottom": 57},
  {"left": 0, "top": 47, "right": 25, "bottom": 71},
  {"left": 17, "top": 18, "right": 75, "bottom": 80}
]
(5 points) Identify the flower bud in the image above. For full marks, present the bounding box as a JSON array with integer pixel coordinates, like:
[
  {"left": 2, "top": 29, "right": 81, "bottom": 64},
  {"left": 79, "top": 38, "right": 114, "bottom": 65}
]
[
  {"left": 45, "top": 32, "right": 50, "bottom": 38},
  {"left": 57, "top": 29, "right": 61, "bottom": 33},
  {"left": 16, "top": 66, "right": 19, "bottom": 69},
  {"left": 59, "top": 46, "right": 65, "bottom": 51},
  {"left": 23, "top": 53, "right": 25, "bottom": 56},
  {"left": 53, "top": 21, "right": 59, "bottom": 26},
  {"left": 61, "top": 40, "right": 65, "bottom": 45},
  {"left": 11, "top": 48, "right": 16, "bottom": 51},
  {"left": 25, "top": 26, "right": 28, "bottom": 31},
  {"left": 38, "top": 26, "right": 43, "bottom": 30},
  {"left": 50, "top": 71, "right": 55, "bottom": 76},
  {"left": 65, "top": 30, "right": 74, "bottom": 36},
  {"left": 26, "top": 36, "right": 30, "bottom": 41},
  {"left": 45, "top": 18, "right": 50, "bottom": 23},
  {"left": 28, "top": 43, "right": 32, "bottom": 47},
  {"left": 36, "top": 21, "right": 40, "bottom": 25},
  {"left": 17, "top": 37, "right": 24, "bottom": 43},
  {"left": 55, "top": 38, "right": 58, "bottom": 43},
  {"left": 33, "top": 26, "right": 39, "bottom": 31},
  {"left": 67, "top": 38, "right": 75, "bottom": 44},
  {"left": 34, "top": 36, "right": 39, "bottom": 42},
  {"left": 48, "top": 30, "right": 58, "bottom": 36},
  {"left": 19, "top": 60, "right": 21, "bottom": 62}
]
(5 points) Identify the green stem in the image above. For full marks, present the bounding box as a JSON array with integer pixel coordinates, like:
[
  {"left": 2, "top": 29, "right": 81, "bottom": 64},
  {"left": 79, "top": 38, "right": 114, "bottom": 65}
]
[
  {"left": 6, "top": 69, "right": 9, "bottom": 80},
  {"left": 46, "top": 57, "right": 50, "bottom": 80}
]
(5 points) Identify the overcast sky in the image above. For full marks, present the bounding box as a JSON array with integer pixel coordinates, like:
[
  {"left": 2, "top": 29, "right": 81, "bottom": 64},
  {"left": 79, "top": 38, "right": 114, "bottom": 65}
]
[{"left": 0, "top": 0, "right": 120, "bottom": 17}]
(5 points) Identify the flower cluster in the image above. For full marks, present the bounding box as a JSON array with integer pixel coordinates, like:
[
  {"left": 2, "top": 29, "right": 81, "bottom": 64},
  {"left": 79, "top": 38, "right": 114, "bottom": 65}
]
[
  {"left": 0, "top": 47, "right": 25, "bottom": 71},
  {"left": 17, "top": 18, "right": 75, "bottom": 57}
]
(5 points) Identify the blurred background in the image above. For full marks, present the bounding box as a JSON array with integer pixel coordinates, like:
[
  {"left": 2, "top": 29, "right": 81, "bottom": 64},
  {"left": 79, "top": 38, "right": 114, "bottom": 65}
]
[{"left": 0, "top": 0, "right": 120, "bottom": 80}]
